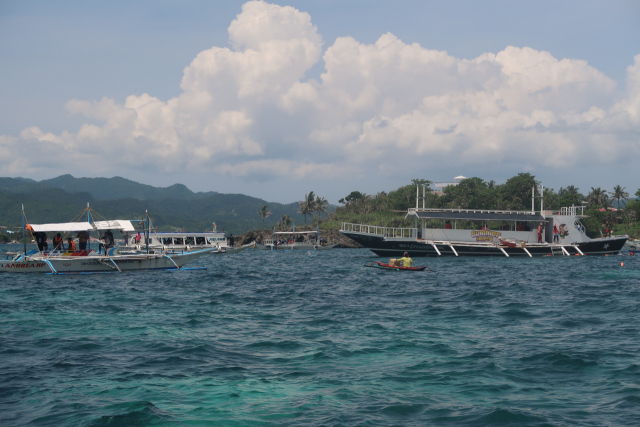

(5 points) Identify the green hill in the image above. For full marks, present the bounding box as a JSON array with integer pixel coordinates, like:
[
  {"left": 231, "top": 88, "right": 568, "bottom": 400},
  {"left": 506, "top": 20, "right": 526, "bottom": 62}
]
[
  {"left": 0, "top": 176, "right": 326, "bottom": 235},
  {"left": 41, "top": 174, "right": 217, "bottom": 200}
]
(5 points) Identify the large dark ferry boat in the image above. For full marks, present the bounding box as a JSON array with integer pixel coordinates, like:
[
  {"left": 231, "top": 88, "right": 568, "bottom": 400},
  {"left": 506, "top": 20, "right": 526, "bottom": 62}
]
[{"left": 340, "top": 186, "right": 627, "bottom": 257}]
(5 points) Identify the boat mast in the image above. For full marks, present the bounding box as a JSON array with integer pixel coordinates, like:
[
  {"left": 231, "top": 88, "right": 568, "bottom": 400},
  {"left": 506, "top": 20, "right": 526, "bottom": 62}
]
[
  {"left": 145, "top": 210, "right": 149, "bottom": 254},
  {"left": 22, "top": 204, "right": 26, "bottom": 256},
  {"left": 87, "top": 202, "right": 91, "bottom": 251},
  {"left": 531, "top": 185, "right": 535, "bottom": 213}
]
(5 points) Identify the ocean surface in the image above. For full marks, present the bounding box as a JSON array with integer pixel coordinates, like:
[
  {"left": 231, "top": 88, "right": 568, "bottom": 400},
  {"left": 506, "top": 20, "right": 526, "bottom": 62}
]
[{"left": 1, "top": 245, "right": 640, "bottom": 426}]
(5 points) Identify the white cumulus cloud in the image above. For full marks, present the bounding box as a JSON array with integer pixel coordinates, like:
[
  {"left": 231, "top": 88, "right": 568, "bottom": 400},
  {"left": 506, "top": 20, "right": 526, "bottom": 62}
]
[{"left": 1, "top": 0, "right": 639, "bottom": 191}]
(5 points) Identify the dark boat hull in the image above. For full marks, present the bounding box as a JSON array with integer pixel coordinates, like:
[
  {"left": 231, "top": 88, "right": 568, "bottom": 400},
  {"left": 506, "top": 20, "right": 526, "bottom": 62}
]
[{"left": 342, "top": 232, "right": 627, "bottom": 257}]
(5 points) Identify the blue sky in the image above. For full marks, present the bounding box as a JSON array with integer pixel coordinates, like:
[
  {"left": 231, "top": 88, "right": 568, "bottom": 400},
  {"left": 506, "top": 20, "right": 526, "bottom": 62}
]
[{"left": 1, "top": 1, "right": 639, "bottom": 203}]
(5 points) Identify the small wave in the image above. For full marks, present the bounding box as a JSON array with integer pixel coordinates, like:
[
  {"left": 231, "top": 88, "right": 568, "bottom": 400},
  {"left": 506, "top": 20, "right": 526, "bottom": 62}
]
[
  {"left": 473, "top": 407, "right": 545, "bottom": 424},
  {"left": 380, "top": 403, "right": 426, "bottom": 415},
  {"left": 498, "top": 309, "right": 538, "bottom": 319},
  {"left": 88, "top": 401, "right": 174, "bottom": 427},
  {"left": 245, "top": 340, "right": 303, "bottom": 350},
  {"left": 520, "top": 352, "right": 598, "bottom": 369}
]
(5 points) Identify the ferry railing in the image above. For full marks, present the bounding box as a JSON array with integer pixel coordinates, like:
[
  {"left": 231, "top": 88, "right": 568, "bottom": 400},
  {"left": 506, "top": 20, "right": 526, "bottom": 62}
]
[
  {"left": 340, "top": 223, "right": 417, "bottom": 239},
  {"left": 407, "top": 207, "right": 536, "bottom": 215}
]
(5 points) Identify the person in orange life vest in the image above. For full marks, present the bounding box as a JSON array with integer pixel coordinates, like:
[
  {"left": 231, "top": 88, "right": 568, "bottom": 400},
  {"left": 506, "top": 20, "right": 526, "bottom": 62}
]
[
  {"left": 445, "top": 221, "right": 452, "bottom": 229},
  {"left": 52, "top": 233, "right": 64, "bottom": 252},
  {"left": 538, "top": 223, "right": 543, "bottom": 243},
  {"left": 67, "top": 237, "right": 76, "bottom": 251}
]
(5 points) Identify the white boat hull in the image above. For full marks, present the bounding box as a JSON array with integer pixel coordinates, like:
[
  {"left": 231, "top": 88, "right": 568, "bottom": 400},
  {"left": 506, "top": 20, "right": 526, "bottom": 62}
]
[{"left": 0, "top": 248, "right": 214, "bottom": 273}]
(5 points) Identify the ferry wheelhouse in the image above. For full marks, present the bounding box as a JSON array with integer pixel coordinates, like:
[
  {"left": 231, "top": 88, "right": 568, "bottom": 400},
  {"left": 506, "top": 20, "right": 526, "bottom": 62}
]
[{"left": 340, "top": 186, "right": 627, "bottom": 257}]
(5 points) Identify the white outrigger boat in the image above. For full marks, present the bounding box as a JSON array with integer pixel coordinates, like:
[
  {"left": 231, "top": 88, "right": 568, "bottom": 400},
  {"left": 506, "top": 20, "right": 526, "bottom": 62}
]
[
  {"left": 0, "top": 206, "right": 214, "bottom": 274},
  {"left": 257, "top": 226, "right": 337, "bottom": 250},
  {"left": 341, "top": 185, "right": 627, "bottom": 257},
  {"left": 119, "top": 223, "right": 255, "bottom": 254}
]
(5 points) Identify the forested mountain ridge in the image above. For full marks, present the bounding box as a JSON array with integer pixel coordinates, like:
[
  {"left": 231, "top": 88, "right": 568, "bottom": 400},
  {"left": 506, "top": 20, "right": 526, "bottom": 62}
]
[
  {"left": 0, "top": 176, "right": 313, "bottom": 234},
  {"left": 40, "top": 175, "right": 218, "bottom": 200}
]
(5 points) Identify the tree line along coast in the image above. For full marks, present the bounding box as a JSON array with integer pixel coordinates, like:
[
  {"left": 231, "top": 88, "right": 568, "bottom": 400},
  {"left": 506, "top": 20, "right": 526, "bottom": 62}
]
[{"left": 1, "top": 173, "right": 637, "bottom": 246}]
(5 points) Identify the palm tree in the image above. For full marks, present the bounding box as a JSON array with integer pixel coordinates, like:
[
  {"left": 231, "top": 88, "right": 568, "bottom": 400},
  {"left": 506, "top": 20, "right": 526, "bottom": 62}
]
[
  {"left": 586, "top": 187, "right": 609, "bottom": 209},
  {"left": 314, "top": 196, "right": 329, "bottom": 218},
  {"left": 609, "top": 185, "right": 629, "bottom": 209},
  {"left": 565, "top": 185, "right": 580, "bottom": 196},
  {"left": 257, "top": 205, "right": 271, "bottom": 229},
  {"left": 298, "top": 191, "right": 316, "bottom": 224},
  {"left": 278, "top": 214, "right": 291, "bottom": 230}
]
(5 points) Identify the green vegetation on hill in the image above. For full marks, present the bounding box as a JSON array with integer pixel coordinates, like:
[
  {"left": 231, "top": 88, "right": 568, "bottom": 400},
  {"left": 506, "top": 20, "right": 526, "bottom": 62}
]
[
  {"left": 41, "top": 174, "right": 218, "bottom": 200},
  {"left": 0, "top": 176, "right": 315, "bottom": 235}
]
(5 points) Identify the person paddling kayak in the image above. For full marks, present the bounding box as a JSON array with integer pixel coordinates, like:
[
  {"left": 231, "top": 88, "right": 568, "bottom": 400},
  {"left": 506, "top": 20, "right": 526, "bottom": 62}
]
[{"left": 399, "top": 252, "right": 413, "bottom": 268}]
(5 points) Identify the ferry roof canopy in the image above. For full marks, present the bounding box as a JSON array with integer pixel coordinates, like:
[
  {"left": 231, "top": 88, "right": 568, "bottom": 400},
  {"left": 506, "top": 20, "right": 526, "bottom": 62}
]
[
  {"left": 273, "top": 231, "right": 317, "bottom": 235},
  {"left": 93, "top": 220, "right": 135, "bottom": 232},
  {"left": 28, "top": 222, "right": 93, "bottom": 232},
  {"left": 407, "top": 211, "right": 546, "bottom": 222}
]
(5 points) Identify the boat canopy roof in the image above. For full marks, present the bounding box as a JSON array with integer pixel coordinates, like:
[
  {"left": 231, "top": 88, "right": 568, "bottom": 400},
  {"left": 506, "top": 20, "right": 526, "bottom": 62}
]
[
  {"left": 273, "top": 231, "right": 317, "bottom": 235},
  {"left": 28, "top": 222, "right": 93, "bottom": 232},
  {"left": 93, "top": 220, "right": 135, "bottom": 232},
  {"left": 28, "top": 219, "right": 136, "bottom": 232},
  {"left": 407, "top": 209, "right": 546, "bottom": 222}
]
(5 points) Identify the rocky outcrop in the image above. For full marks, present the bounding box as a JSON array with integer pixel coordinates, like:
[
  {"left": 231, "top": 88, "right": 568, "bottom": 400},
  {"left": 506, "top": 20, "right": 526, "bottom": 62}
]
[{"left": 230, "top": 228, "right": 362, "bottom": 248}]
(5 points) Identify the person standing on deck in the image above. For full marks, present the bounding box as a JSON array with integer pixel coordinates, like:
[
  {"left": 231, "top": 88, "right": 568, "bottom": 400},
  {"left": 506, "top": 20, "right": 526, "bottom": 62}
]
[
  {"left": 34, "top": 232, "right": 47, "bottom": 252},
  {"left": 77, "top": 230, "right": 89, "bottom": 251},
  {"left": 399, "top": 252, "right": 413, "bottom": 267},
  {"left": 538, "top": 223, "right": 543, "bottom": 243},
  {"left": 52, "top": 233, "right": 64, "bottom": 252},
  {"left": 553, "top": 225, "right": 559, "bottom": 243},
  {"left": 123, "top": 232, "right": 130, "bottom": 246}
]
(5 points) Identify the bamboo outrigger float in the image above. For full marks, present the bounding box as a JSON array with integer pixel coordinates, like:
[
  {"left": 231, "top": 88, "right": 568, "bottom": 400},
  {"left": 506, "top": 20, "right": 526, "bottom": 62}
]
[
  {"left": 341, "top": 185, "right": 627, "bottom": 257},
  {"left": 0, "top": 206, "right": 214, "bottom": 273}
]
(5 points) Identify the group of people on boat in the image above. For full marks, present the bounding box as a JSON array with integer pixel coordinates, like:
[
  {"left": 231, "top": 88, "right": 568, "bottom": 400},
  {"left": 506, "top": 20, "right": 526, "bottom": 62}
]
[{"left": 30, "top": 229, "right": 119, "bottom": 254}]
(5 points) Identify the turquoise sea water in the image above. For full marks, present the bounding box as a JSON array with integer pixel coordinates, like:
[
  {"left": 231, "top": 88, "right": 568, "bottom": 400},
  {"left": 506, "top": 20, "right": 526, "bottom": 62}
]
[{"left": 1, "top": 246, "right": 640, "bottom": 426}]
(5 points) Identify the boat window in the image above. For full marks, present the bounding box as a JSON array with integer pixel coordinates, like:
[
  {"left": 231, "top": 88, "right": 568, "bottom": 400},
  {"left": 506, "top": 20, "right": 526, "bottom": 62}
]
[
  {"left": 207, "top": 238, "right": 217, "bottom": 244},
  {"left": 143, "top": 237, "right": 153, "bottom": 244},
  {"left": 186, "top": 237, "right": 194, "bottom": 245},
  {"left": 174, "top": 237, "right": 184, "bottom": 245},
  {"left": 162, "top": 237, "right": 173, "bottom": 245},
  {"left": 196, "top": 237, "right": 206, "bottom": 245}
]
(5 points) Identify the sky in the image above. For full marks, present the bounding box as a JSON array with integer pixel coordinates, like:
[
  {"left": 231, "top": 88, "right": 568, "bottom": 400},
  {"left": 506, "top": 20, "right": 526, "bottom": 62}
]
[{"left": 1, "top": 0, "right": 639, "bottom": 204}]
